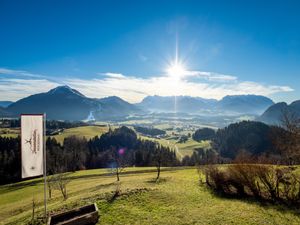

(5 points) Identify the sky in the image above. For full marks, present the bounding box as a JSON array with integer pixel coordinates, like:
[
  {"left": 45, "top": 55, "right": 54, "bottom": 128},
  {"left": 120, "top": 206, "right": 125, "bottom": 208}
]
[{"left": 0, "top": 0, "right": 300, "bottom": 103}]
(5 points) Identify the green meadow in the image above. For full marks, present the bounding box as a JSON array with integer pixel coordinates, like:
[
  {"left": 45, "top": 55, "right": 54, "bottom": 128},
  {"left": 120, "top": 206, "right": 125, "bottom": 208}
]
[
  {"left": 51, "top": 125, "right": 109, "bottom": 144},
  {"left": 140, "top": 135, "right": 210, "bottom": 159},
  {"left": 0, "top": 128, "right": 19, "bottom": 138},
  {"left": 1, "top": 167, "right": 299, "bottom": 225}
]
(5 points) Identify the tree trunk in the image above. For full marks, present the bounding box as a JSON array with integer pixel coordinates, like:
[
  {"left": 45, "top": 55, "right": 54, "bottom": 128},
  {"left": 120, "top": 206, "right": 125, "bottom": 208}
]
[
  {"left": 156, "top": 164, "right": 161, "bottom": 181},
  {"left": 48, "top": 186, "right": 52, "bottom": 199},
  {"left": 116, "top": 168, "right": 120, "bottom": 181},
  {"left": 62, "top": 186, "right": 68, "bottom": 200}
]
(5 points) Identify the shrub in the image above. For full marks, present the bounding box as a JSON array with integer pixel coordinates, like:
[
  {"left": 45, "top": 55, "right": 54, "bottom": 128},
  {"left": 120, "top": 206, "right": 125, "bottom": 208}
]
[{"left": 202, "top": 164, "right": 300, "bottom": 206}]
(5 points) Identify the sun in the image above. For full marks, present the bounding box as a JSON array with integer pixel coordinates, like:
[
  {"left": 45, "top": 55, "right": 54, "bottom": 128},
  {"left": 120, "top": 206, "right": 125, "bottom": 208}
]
[{"left": 166, "top": 61, "right": 186, "bottom": 80}]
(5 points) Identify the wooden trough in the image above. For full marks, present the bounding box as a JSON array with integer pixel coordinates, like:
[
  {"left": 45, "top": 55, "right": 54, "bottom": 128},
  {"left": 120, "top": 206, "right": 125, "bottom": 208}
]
[{"left": 47, "top": 203, "right": 99, "bottom": 225}]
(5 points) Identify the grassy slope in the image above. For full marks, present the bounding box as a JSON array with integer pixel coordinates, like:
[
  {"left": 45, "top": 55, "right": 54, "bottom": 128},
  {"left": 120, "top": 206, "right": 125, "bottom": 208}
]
[
  {"left": 0, "top": 128, "right": 19, "bottom": 138},
  {"left": 140, "top": 135, "right": 210, "bottom": 159},
  {"left": 1, "top": 167, "right": 299, "bottom": 225},
  {"left": 51, "top": 126, "right": 109, "bottom": 144},
  {"left": 0, "top": 126, "right": 108, "bottom": 143},
  {"left": 175, "top": 139, "right": 211, "bottom": 157}
]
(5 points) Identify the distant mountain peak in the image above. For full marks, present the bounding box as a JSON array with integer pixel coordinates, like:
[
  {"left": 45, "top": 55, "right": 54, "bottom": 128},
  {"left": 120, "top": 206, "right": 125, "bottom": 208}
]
[
  {"left": 221, "top": 94, "right": 274, "bottom": 102},
  {"left": 138, "top": 94, "right": 273, "bottom": 115},
  {"left": 1, "top": 86, "right": 141, "bottom": 121},
  {"left": 0, "top": 101, "right": 13, "bottom": 108},
  {"left": 290, "top": 100, "right": 300, "bottom": 107},
  {"left": 47, "top": 85, "right": 85, "bottom": 97},
  {"left": 259, "top": 101, "right": 300, "bottom": 125},
  {"left": 100, "top": 96, "right": 123, "bottom": 101}
]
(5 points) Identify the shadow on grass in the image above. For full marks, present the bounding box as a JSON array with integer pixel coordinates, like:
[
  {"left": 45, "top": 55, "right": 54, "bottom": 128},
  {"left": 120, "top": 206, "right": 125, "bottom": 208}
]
[
  {"left": 107, "top": 186, "right": 153, "bottom": 204},
  {"left": 0, "top": 179, "right": 42, "bottom": 194},
  {"left": 90, "top": 181, "right": 116, "bottom": 192},
  {"left": 203, "top": 185, "right": 300, "bottom": 217},
  {"left": 0, "top": 167, "right": 185, "bottom": 193},
  {"left": 146, "top": 177, "right": 170, "bottom": 184}
]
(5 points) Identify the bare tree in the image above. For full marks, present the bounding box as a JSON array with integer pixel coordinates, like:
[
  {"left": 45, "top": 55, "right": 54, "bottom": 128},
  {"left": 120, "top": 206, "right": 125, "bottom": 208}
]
[
  {"left": 273, "top": 110, "right": 300, "bottom": 164},
  {"left": 31, "top": 196, "right": 36, "bottom": 223},
  {"left": 46, "top": 146, "right": 70, "bottom": 200},
  {"left": 153, "top": 145, "right": 163, "bottom": 182},
  {"left": 52, "top": 172, "right": 70, "bottom": 200},
  {"left": 47, "top": 160, "right": 73, "bottom": 201},
  {"left": 46, "top": 176, "right": 54, "bottom": 199},
  {"left": 109, "top": 147, "right": 127, "bottom": 182}
]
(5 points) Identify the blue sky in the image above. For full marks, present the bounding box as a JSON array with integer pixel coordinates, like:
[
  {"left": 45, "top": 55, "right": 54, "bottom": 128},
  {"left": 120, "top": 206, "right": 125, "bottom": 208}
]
[{"left": 0, "top": 0, "right": 299, "bottom": 103}]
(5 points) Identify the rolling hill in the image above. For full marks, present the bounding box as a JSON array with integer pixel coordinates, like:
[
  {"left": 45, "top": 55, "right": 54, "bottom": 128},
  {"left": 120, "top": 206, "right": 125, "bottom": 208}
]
[
  {"left": 1, "top": 167, "right": 299, "bottom": 224},
  {"left": 259, "top": 100, "right": 300, "bottom": 125}
]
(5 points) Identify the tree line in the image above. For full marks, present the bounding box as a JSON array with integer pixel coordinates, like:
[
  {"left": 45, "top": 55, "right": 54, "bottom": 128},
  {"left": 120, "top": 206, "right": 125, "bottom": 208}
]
[
  {"left": 182, "top": 115, "right": 300, "bottom": 166},
  {"left": 0, "top": 118, "right": 87, "bottom": 129},
  {"left": 134, "top": 126, "right": 166, "bottom": 136},
  {"left": 0, "top": 126, "right": 179, "bottom": 184}
]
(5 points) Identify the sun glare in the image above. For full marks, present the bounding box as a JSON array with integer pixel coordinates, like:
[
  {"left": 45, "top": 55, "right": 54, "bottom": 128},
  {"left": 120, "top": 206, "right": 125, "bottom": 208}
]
[{"left": 166, "top": 61, "right": 186, "bottom": 80}]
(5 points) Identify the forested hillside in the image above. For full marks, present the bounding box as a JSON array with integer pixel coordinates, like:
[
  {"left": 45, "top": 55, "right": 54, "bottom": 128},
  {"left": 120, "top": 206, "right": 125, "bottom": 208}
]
[{"left": 0, "top": 126, "right": 178, "bottom": 184}]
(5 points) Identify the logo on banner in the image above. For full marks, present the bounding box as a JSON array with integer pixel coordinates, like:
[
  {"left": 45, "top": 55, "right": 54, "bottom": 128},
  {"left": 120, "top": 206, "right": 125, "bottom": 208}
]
[
  {"left": 21, "top": 114, "right": 44, "bottom": 178},
  {"left": 25, "top": 129, "right": 41, "bottom": 154}
]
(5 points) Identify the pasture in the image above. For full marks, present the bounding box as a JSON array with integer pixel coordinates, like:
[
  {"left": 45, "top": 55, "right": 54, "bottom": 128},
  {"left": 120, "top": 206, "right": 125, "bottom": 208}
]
[
  {"left": 51, "top": 125, "right": 109, "bottom": 144},
  {"left": 140, "top": 135, "right": 210, "bottom": 158},
  {"left": 0, "top": 128, "right": 19, "bottom": 138},
  {"left": 0, "top": 167, "right": 299, "bottom": 225}
]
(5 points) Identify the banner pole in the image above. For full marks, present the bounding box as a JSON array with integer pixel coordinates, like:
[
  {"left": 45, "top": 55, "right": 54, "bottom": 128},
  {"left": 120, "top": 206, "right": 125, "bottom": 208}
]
[{"left": 43, "top": 113, "right": 47, "bottom": 222}]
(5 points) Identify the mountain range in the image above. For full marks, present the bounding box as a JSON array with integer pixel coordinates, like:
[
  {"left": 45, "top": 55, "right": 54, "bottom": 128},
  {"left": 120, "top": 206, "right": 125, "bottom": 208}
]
[
  {"left": 259, "top": 100, "right": 300, "bottom": 125},
  {"left": 3, "top": 86, "right": 140, "bottom": 121},
  {"left": 137, "top": 95, "right": 274, "bottom": 115},
  {"left": 0, "top": 85, "right": 296, "bottom": 122}
]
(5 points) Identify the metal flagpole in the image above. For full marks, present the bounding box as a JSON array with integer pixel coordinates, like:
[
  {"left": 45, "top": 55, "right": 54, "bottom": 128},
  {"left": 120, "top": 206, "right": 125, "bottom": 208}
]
[{"left": 43, "top": 113, "right": 47, "bottom": 221}]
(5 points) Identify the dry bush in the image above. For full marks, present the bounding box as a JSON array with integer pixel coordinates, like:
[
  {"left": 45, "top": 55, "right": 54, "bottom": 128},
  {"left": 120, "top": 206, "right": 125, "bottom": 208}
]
[
  {"left": 271, "top": 110, "right": 300, "bottom": 165},
  {"left": 279, "top": 170, "right": 300, "bottom": 205},
  {"left": 203, "top": 164, "right": 300, "bottom": 206},
  {"left": 228, "top": 164, "right": 261, "bottom": 198},
  {"left": 202, "top": 165, "right": 244, "bottom": 196}
]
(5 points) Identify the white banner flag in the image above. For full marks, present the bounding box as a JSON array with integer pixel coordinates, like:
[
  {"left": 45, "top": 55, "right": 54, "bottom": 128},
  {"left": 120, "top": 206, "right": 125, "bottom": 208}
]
[{"left": 21, "top": 114, "right": 44, "bottom": 178}]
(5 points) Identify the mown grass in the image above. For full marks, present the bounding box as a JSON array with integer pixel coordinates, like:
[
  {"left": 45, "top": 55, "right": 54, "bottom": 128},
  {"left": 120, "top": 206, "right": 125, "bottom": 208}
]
[
  {"left": 0, "top": 128, "right": 19, "bottom": 138},
  {"left": 140, "top": 135, "right": 210, "bottom": 158},
  {"left": 0, "top": 126, "right": 108, "bottom": 142},
  {"left": 175, "top": 139, "right": 211, "bottom": 157},
  {"left": 0, "top": 167, "right": 299, "bottom": 225},
  {"left": 51, "top": 126, "right": 109, "bottom": 144}
]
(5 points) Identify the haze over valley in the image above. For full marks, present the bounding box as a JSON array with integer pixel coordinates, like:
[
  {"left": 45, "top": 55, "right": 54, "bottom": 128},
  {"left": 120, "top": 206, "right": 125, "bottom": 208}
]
[{"left": 1, "top": 85, "right": 294, "bottom": 128}]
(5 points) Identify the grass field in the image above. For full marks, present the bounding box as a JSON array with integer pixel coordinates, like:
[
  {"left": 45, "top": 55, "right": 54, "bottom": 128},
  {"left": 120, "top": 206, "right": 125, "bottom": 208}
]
[
  {"left": 0, "top": 128, "right": 19, "bottom": 138},
  {"left": 0, "top": 126, "right": 109, "bottom": 143},
  {"left": 1, "top": 167, "right": 299, "bottom": 225},
  {"left": 51, "top": 126, "right": 109, "bottom": 144},
  {"left": 140, "top": 135, "right": 210, "bottom": 159}
]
